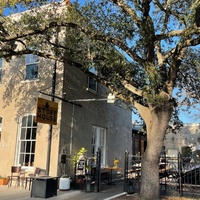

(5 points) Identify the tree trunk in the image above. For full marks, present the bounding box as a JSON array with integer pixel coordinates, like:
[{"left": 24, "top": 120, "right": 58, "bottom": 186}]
[{"left": 139, "top": 104, "right": 172, "bottom": 200}]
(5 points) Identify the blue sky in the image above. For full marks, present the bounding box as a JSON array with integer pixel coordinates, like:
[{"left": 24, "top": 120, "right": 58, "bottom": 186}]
[
  {"left": 179, "top": 108, "right": 200, "bottom": 123},
  {"left": 132, "top": 106, "right": 200, "bottom": 124}
]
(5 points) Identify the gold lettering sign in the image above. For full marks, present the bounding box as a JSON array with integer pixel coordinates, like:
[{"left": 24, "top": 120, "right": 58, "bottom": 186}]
[{"left": 36, "top": 97, "right": 58, "bottom": 125}]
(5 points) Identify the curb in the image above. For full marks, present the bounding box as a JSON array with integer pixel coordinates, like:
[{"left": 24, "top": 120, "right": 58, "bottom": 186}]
[{"left": 103, "top": 192, "right": 127, "bottom": 200}]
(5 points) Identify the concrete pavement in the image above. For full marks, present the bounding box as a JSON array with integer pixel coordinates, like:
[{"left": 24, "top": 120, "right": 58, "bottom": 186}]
[{"left": 0, "top": 180, "right": 126, "bottom": 200}]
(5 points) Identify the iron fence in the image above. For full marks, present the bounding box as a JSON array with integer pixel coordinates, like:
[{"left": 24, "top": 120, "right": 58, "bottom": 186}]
[{"left": 124, "top": 151, "right": 200, "bottom": 198}]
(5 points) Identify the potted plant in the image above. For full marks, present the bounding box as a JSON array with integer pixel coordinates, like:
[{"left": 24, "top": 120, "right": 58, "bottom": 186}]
[
  {"left": 0, "top": 176, "right": 9, "bottom": 185},
  {"left": 59, "top": 174, "right": 70, "bottom": 191}
]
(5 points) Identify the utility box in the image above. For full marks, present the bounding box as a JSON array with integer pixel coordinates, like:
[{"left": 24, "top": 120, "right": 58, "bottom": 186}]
[
  {"left": 60, "top": 154, "right": 67, "bottom": 164},
  {"left": 31, "top": 177, "right": 58, "bottom": 198}
]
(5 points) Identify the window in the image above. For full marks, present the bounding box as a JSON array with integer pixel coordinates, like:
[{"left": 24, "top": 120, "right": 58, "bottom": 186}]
[
  {"left": 18, "top": 115, "right": 37, "bottom": 167},
  {"left": 87, "top": 67, "right": 97, "bottom": 92},
  {"left": 25, "top": 54, "right": 39, "bottom": 80},
  {"left": 92, "top": 126, "right": 106, "bottom": 166},
  {"left": 0, "top": 117, "right": 2, "bottom": 141},
  {"left": 0, "top": 58, "right": 2, "bottom": 83}
]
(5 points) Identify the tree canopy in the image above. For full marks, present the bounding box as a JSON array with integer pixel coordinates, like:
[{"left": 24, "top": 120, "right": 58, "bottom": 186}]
[{"left": 1, "top": 0, "right": 199, "bottom": 110}]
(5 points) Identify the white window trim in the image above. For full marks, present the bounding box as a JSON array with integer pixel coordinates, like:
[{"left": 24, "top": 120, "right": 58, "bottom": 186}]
[
  {"left": 92, "top": 126, "right": 107, "bottom": 167},
  {"left": 25, "top": 54, "right": 39, "bottom": 80},
  {"left": 15, "top": 114, "right": 37, "bottom": 170}
]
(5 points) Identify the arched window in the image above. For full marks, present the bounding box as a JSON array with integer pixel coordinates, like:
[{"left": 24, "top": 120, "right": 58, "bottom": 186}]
[{"left": 18, "top": 115, "right": 37, "bottom": 167}]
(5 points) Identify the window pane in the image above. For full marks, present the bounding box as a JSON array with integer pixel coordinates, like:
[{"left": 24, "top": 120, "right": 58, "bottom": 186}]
[
  {"left": 22, "top": 116, "right": 27, "bottom": 127},
  {"left": 20, "top": 141, "right": 26, "bottom": 153},
  {"left": 25, "top": 154, "right": 30, "bottom": 165},
  {"left": 100, "top": 130, "right": 104, "bottom": 146},
  {"left": 31, "top": 141, "right": 35, "bottom": 153},
  {"left": 26, "top": 141, "right": 31, "bottom": 153},
  {"left": 32, "top": 128, "right": 37, "bottom": 139},
  {"left": 20, "top": 128, "right": 26, "bottom": 139},
  {"left": 19, "top": 154, "right": 25, "bottom": 166},
  {"left": 88, "top": 66, "right": 97, "bottom": 91},
  {"left": 88, "top": 77, "right": 97, "bottom": 91},
  {"left": 26, "top": 54, "right": 39, "bottom": 64},
  {"left": 27, "top": 115, "right": 32, "bottom": 127},
  {"left": 26, "top": 128, "right": 31, "bottom": 139},
  {"left": 31, "top": 154, "right": 35, "bottom": 166},
  {"left": 26, "top": 64, "right": 38, "bottom": 80}
]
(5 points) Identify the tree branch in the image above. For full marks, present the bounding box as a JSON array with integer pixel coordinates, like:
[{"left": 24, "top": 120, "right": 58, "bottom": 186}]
[
  {"left": 110, "top": 0, "right": 142, "bottom": 28},
  {"left": 122, "top": 80, "right": 143, "bottom": 97},
  {"left": 155, "top": 25, "right": 200, "bottom": 41}
]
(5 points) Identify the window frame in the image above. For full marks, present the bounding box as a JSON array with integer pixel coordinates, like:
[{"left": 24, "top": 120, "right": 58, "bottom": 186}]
[
  {"left": 25, "top": 54, "right": 39, "bottom": 80},
  {"left": 16, "top": 114, "right": 37, "bottom": 169},
  {"left": 87, "top": 67, "right": 97, "bottom": 92},
  {"left": 92, "top": 126, "right": 107, "bottom": 166}
]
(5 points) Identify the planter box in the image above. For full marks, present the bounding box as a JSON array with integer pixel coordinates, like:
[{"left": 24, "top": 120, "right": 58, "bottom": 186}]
[{"left": 0, "top": 178, "right": 9, "bottom": 185}]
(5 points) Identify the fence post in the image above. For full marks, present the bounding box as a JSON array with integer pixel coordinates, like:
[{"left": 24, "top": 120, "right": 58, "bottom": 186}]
[
  {"left": 178, "top": 152, "right": 183, "bottom": 196},
  {"left": 85, "top": 158, "right": 91, "bottom": 192},
  {"left": 95, "top": 148, "right": 101, "bottom": 192},
  {"left": 124, "top": 150, "right": 129, "bottom": 192}
]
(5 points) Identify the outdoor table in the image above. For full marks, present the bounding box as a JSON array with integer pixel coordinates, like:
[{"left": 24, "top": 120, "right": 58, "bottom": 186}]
[
  {"left": 30, "top": 176, "right": 58, "bottom": 198},
  {"left": 102, "top": 167, "right": 121, "bottom": 185}
]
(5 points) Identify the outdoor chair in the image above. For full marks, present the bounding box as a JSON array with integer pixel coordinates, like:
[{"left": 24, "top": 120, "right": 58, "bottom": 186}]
[
  {"left": 8, "top": 166, "right": 21, "bottom": 188},
  {"left": 25, "top": 167, "right": 41, "bottom": 190}
]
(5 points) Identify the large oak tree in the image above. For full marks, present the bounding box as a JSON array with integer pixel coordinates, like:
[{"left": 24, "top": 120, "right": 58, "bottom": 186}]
[{"left": 0, "top": 0, "right": 200, "bottom": 199}]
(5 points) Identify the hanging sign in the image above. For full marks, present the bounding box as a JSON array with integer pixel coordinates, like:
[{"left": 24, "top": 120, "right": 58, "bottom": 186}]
[{"left": 36, "top": 97, "right": 58, "bottom": 125}]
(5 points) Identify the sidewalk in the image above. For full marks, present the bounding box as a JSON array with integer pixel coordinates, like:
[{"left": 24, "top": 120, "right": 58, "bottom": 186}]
[{"left": 0, "top": 180, "right": 126, "bottom": 200}]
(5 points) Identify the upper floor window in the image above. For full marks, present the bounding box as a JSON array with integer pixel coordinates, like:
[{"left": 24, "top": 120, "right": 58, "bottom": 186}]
[
  {"left": 25, "top": 54, "right": 39, "bottom": 80},
  {"left": 87, "top": 67, "right": 97, "bottom": 92},
  {"left": 0, "top": 58, "right": 2, "bottom": 83},
  {"left": 18, "top": 115, "right": 37, "bottom": 167}
]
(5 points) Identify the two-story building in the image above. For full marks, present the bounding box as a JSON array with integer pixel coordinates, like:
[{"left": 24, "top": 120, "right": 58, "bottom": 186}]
[{"left": 0, "top": 50, "right": 132, "bottom": 178}]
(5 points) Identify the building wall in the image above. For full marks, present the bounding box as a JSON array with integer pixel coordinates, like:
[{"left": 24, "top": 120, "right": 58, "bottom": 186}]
[
  {"left": 0, "top": 56, "right": 63, "bottom": 177},
  {"left": 58, "top": 65, "right": 132, "bottom": 175},
  {"left": 164, "top": 123, "right": 200, "bottom": 157},
  {"left": 0, "top": 57, "right": 132, "bottom": 177}
]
